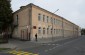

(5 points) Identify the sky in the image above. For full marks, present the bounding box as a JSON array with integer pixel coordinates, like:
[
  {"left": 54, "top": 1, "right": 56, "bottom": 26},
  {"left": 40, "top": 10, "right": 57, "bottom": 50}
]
[{"left": 11, "top": 0, "right": 85, "bottom": 28}]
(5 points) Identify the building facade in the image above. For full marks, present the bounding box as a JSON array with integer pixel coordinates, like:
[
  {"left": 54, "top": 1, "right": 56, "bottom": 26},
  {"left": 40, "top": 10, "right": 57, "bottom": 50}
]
[{"left": 13, "top": 3, "right": 81, "bottom": 41}]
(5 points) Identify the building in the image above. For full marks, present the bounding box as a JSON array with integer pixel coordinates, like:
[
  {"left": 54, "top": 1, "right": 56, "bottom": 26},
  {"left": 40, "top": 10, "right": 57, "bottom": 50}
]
[{"left": 12, "top": 3, "right": 81, "bottom": 41}]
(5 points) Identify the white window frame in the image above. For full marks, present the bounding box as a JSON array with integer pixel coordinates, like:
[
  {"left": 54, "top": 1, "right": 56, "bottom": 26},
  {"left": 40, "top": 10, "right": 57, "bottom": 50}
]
[{"left": 38, "top": 13, "right": 41, "bottom": 21}]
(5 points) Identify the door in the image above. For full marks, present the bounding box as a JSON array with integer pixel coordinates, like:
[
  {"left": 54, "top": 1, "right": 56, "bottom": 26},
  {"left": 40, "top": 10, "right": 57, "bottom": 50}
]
[
  {"left": 21, "top": 29, "right": 31, "bottom": 41},
  {"left": 21, "top": 30, "right": 24, "bottom": 40}
]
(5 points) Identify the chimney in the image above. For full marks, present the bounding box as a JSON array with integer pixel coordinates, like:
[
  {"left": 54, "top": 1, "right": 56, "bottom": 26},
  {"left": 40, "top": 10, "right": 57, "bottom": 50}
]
[{"left": 20, "top": 6, "right": 25, "bottom": 9}]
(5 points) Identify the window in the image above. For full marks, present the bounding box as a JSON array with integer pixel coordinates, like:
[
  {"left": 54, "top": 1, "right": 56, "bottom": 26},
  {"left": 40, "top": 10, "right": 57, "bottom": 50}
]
[
  {"left": 56, "top": 29, "right": 58, "bottom": 34},
  {"left": 58, "top": 20, "right": 62, "bottom": 26},
  {"left": 47, "top": 28, "right": 49, "bottom": 34},
  {"left": 16, "top": 15, "right": 18, "bottom": 25},
  {"left": 56, "top": 19, "right": 57, "bottom": 25},
  {"left": 38, "top": 27, "right": 41, "bottom": 34},
  {"left": 54, "top": 18, "right": 55, "bottom": 24},
  {"left": 49, "top": 17, "right": 51, "bottom": 23},
  {"left": 43, "top": 28, "right": 45, "bottom": 34},
  {"left": 16, "top": 15, "right": 18, "bottom": 20},
  {"left": 51, "top": 17, "right": 53, "bottom": 23},
  {"left": 38, "top": 14, "right": 41, "bottom": 21},
  {"left": 51, "top": 29, "right": 52, "bottom": 34},
  {"left": 54, "top": 29, "right": 55, "bottom": 34},
  {"left": 47, "top": 16, "right": 49, "bottom": 23},
  {"left": 52, "top": 18, "right": 54, "bottom": 24},
  {"left": 59, "top": 29, "right": 61, "bottom": 33},
  {"left": 57, "top": 29, "right": 59, "bottom": 34},
  {"left": 43, "top": 15, "right": 45, "bottom": 22},
  {"left": 45, "top": 16, "right": 47, "bottom": 22}
]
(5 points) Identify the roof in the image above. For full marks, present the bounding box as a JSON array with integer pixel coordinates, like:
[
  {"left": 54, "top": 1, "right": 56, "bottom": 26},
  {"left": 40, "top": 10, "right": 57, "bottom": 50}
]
[{"left": 13, "top": 3, "right": 79, "bottom": 27}]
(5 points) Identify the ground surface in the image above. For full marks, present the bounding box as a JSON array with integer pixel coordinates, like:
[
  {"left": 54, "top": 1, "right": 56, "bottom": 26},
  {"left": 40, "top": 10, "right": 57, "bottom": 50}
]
[{"left": 0, "top": 36, "right": 85, "bottom": 55}]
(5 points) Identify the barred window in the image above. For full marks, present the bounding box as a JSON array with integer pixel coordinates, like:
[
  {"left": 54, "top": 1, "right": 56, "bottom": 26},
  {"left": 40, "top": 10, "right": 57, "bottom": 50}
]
[{"left": 38, "top": 27, "right": 41, "bottom": 34}]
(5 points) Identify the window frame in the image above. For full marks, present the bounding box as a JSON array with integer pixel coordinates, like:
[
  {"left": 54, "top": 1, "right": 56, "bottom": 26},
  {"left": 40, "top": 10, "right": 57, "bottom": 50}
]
[
  {"left": 38, "top": 27, "right": 41, "bottom": 34},
  {"left": 38, "top": 13, "right": 41, "bottom": 21}
]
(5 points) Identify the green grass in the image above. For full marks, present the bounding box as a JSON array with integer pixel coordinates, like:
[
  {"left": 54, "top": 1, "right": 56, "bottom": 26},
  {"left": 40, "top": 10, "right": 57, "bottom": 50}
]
[
  {"left": 0, "top": 38, "right": 8, "bottom": 43},
  {"left": 0, "top": 39, "right": 4, "bottom": 43},
  {"left": 0, "top": 48, "right": 10, "bottom": 51}
]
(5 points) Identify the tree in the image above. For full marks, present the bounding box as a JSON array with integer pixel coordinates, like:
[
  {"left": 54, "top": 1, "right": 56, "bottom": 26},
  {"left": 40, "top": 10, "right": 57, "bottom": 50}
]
[
  {"left": 0, "top": 0, "right": 13, "bottom": 32},
  {"left": 81, "top": 28, "right": 85, "bottom": 35}
]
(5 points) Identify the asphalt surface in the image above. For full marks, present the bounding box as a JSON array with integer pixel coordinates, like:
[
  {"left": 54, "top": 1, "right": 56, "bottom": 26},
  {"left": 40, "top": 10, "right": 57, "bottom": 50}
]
[{"left": 0, "top": 36, "right": 85, "bottom": 55}]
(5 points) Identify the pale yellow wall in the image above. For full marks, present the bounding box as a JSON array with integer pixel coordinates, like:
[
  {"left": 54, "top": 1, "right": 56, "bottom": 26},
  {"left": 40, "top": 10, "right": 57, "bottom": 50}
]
[
  {"left": 32, "top": 6, "right": 64, "bottom": 40},
  {"left": 62, "top": 19, "right": 75, "bottom": 37},
  {"left": 13, "top": 7, "right": 31, "bottom": 39},
  {"left": 13, "top": 4, "right": 80, "bottom": 40},
  {"left": 31, "top": 5, "right": 80, "bottom": 40}
]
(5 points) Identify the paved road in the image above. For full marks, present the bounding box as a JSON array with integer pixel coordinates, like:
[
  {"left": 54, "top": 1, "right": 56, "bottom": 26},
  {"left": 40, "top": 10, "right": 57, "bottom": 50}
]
[
  {"left": 22, "top": 36, "right": 85, "bottom": 55},
  {"left": 0, "top": 36, "right": 85, "bottom": 55}
]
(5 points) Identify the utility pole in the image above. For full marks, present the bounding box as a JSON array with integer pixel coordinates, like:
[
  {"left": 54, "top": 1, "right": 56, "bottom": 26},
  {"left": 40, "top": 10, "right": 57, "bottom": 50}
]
[
  {"left": 52, "top": 9, "right": 59, "bottom": 41},
  {"left": 62, "top": 18, "right": 64, "bottom": 38}
]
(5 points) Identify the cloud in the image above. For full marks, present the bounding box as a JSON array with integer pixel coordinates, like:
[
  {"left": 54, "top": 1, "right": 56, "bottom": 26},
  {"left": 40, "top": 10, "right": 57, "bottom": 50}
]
[
  {"left": 11, "top": 0, "right": 34, "bottom": 11},
  {"left": 75, "top": 0, "right": 84, "bottom": 6},
  {"left": 11, "top": 0, "right": 85, "bottom": 28}
]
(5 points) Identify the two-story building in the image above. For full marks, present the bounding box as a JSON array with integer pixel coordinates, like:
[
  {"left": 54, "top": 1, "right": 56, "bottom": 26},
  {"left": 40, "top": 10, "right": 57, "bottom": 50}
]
[{"left": 12, "top": 3, "right": 81, "bottom": 41}]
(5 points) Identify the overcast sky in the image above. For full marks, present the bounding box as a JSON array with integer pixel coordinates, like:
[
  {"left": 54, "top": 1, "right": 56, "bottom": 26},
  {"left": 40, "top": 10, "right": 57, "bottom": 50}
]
[{"left": 11, "top": 0, "right": 85, "bottom": 28}]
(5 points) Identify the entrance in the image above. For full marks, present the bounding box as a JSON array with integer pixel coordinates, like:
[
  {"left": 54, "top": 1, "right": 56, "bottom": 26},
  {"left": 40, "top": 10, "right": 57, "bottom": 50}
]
[{"left": 21, "top": 29, "right": 30, "bottom": 41}]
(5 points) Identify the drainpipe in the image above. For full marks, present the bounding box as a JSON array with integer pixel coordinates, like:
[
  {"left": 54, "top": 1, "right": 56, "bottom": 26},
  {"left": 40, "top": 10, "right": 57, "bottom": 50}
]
[
  {"left": 62, "top": 18, "right": 64, "bottom": 38},
  {"left": 28, "top": 4, "right": 32, "bottom": 41}
]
